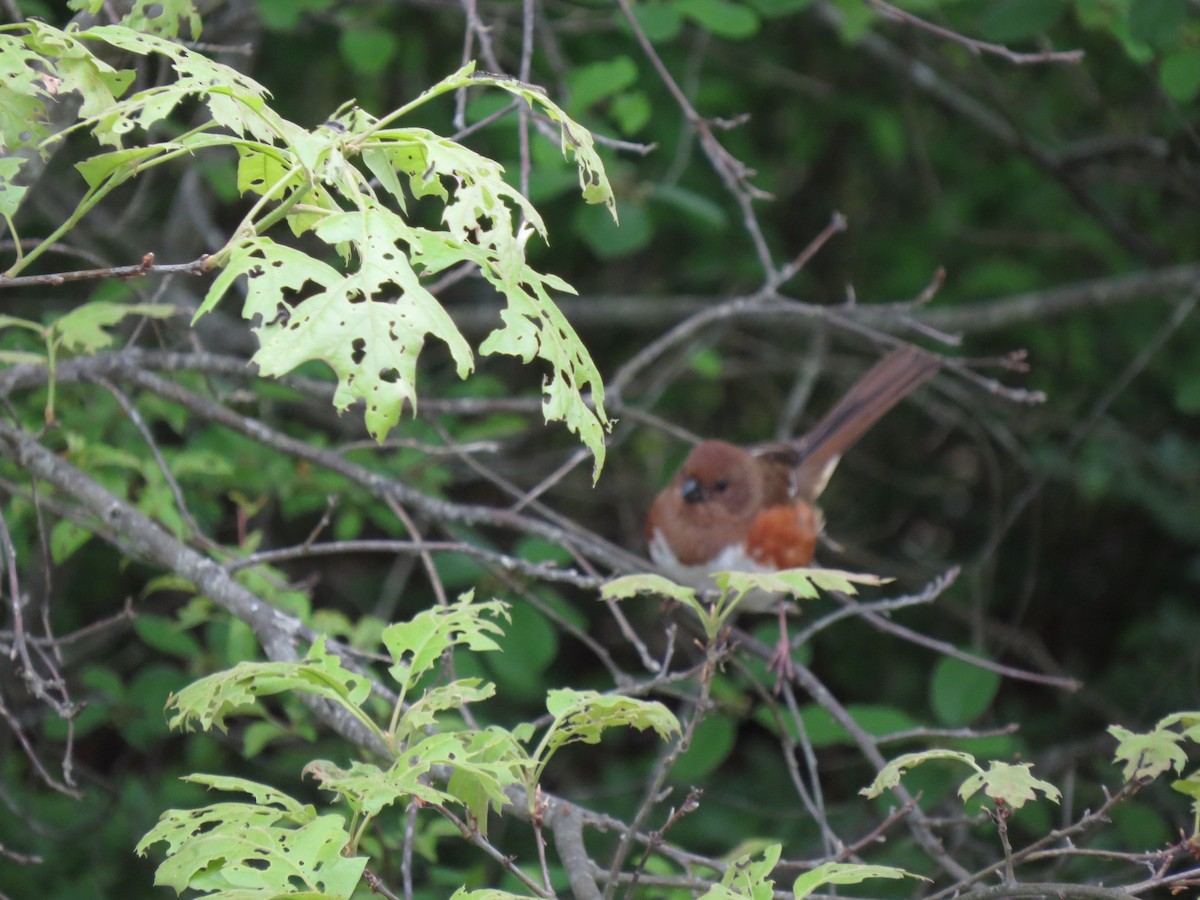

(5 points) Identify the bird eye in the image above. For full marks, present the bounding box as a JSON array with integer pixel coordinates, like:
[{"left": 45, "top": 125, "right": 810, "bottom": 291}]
[{"left": 713, "top": 479, "right": 729, "bottom": 493}]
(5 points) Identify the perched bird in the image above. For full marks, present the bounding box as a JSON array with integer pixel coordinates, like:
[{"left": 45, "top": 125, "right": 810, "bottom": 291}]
[{"left": 645, "top": 345, "right": 940, "bottom": 683}]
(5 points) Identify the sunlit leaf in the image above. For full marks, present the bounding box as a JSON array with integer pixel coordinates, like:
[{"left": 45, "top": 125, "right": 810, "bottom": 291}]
[{"left": 959, "top": 761, "right": 1061, "bottom": 810}]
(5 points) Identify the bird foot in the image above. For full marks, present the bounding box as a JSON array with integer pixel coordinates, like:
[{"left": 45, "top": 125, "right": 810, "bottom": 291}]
[{"left": 768, "top": 627, "right": 795, "bottom": 694}]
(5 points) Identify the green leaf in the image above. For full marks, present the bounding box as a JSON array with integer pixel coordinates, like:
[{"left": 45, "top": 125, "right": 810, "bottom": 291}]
[
  {"left": 860, "top": 749, "right": 981, "bottom": 798},
  {"left": 717, "top": 567, "right": 888, "bottom": 600},
  {"left": 700, "top": 843, "right": 779, "bottom": 900},
  {"left": 626, "top": 1, "right": 684, "bottom": 41},
  {"left": 675, "top": 0, "right": 761, "bottom": 39},
  {"left": 382, "top": 593, "right": 509, "bottom": 696},
  {"left": 648, "top": 183, "right": 728, "bottom": 229},
  {"left": 198, "top": 236, "right": 341, "bottom": 323},
  {"left": 793, "top": 862, "right": 924, "bottom": 899},
  {"left": 166, "top": 638, "right": 375, "bottom": 736},
  {"left": 566, "top": 56, "right": 639, "bottom": 113},
  {"left": 672, "top": 715, "right": 736, "bottom": 781},
  {"left": 1109, "top": 724, "right": 1188, "bottom": 781},
  {"left": 137, "top": 777, "right": 365, "bottom": 899},
  {"left": 49, "top": 519, "right": 93, "bottom": 564},
  {"left": 601, "top": 573, "right": 699, "bottom": 604},
  {"left": 339, "top": 28, "right": 399, "bottom": 77},
  {"left": 307, "top": 729, "right": 524, "bottom": 831},
  {"left": 81, "top": 25, "right": 287, "bottom": 145},
  {"left": 1160, "top": 48, "right": 1200, "bottom": 103},
  {"left": 402, "top": 679, "right": 496, "bottom": 736},
  {"left": 75, "top": 145, "right": 171, "bottom": 190},
  {"left": 134, "top": 613, "right": 203, "bottom": 660},
  {"left": 791, "top": 703, "right": 920, "bottom": 748},
  {"left": 446, "top": 727, "right": 529, "bottom": 833},
  {"left": 929, "top": 653, "right": 1001, "bottom": 726},
  {"left": 959, "top": 761, "right": 1061, "bottom": 810},
  {"left": 745, "top": 0, "right": 812, "bottom": 17},
  {"left": 430, "top": 64, "right": 617, "bottom": 217},
  {"left": 121, "top": 0, "right": 203, "bottom": 39},
  {"left": 532, "top": 689, "right": 680, "bottom": 786},
  {"left": 252, "top": 205, "right": 476, "bottom": 440},
  {"left": 609, "top": 90, "right": 653, "bottom": 135},
  {"left": 52, "top": 302, "right": 178, "bottom": 353},
  {"left": 977, "top": 0, "right": 1066, "bottom": 42},
  {"left": 0, "top": 156, "right": 27, "bottom": 218},
  {"left": 1156, "top": 711, "right": 1200, "bottom": 732},
  {"left": 1129, "top": 0, "right": 1187, "bottom": 48},
  {"left": 573, "top": 199, "right": 652, "bottom": 258}
]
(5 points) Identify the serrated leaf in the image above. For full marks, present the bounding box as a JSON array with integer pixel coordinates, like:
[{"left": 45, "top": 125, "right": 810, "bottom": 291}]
[
  {"left": 532, "top": 689, "right": 679, "bottom": 785},
  {"left": 137, "top": 779, "right": 365, "bottom": 899},
  {"left": 793, "top": 862, "right": 924, "bottom": 899},
  {"left": 306, "top": 728, "right": 523, "bottom": 832},
  {"left": 1109, "top": 724, "right": 1188, "bottom": 781},
  {"left": 959, "top": 761, "right": 1061, "bottom": 810},
  {"left": 717, "top": 567, "right": 888, "bottom": 600},
  {"left": 166, "top": 638, "right": 374, "bottom": 735},
  {"left": 80, "top": 25, "right": 285, "bottom": 145},
  {"left": 1157, "top": 711, "right": 1200, "bottom": 732},
  {"left": 700, "top": 844, "right": 780, "bottom": 900},
  {"left": 0, "top": 156, "right": 28, "bottom": 218},
  {"left": 402, "top": 679, "right": 496, "bottom": 735},
  {"left": 75, "top": 145, "right": 171, "bottom": 189},
  {"left": 183, "top": 774, "right": 314, "bottom": 815},
  {"left": 197, "top": 235, "right": 341, "bottom": 322},
  {"left": 252, "top": 206, "right": 475, "bottom": 440},
  {"left": 446, "top": 727, "right": 528, "bottom": 833},
  {"left": 860, "top": 749, "right": 981, "bottom": 798},
  {"left": 121, "top": 0, "right": 203, "bottom": 39},
  {"left": 601, "top": 573, "right": 699, "bottom": 604},
  {"left": 52, "top": 302, "right": 177, "bottom": 353},
  {"left": 304, "top": 752, "right": 455, "bottom": 816},
  {"left": 381, "top": 593, "right": 509, "bottom": 698}
]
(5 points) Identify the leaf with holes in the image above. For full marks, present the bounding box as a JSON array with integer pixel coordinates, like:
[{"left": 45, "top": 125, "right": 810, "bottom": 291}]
[
  {"left": 381, "top": 593, "right": 509, "bottom": 700},
  {"left": 250, "top": 206, "right": 474, "bottom": 439},
  {"left": 80, "top": 25, "right": 289, "bottom": 145},
  {"left": 136, "top": 776, "right": 365, "bottom": 899},
  {"left": 530, "top": 689, "right": 679, "bottom": 789},
  {"left": 601, "top": 573, "right": 699, "bottom": 605},
  {"left": 166, "top": 638, "right": 374, "bottom": 736},
  {"left": 198, "top": 236, "right": 341, "bottom": 324}
]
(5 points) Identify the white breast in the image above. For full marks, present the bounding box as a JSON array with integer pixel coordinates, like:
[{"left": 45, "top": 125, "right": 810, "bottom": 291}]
[{"left": 647, "top": 528, "right": 780, "bottom": 613}]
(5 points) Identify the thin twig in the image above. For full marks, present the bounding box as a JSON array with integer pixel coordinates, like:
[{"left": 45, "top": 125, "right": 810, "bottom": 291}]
[{"left": 865, "top": 0, "right": 1085, "bottom": 66}]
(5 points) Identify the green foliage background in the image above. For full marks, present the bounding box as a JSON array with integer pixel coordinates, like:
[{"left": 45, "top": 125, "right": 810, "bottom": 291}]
[{"left": 2, "top": 0, "right": 1200, "bottom": 897}]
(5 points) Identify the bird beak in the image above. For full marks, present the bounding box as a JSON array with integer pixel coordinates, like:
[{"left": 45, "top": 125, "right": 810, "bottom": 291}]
[{"left": 681, "top": 476, "right": 704, "bottom": 504}]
